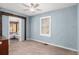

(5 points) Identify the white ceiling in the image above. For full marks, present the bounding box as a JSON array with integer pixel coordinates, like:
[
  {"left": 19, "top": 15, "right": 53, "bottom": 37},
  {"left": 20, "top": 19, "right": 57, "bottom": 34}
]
[{"left": 0, "top": 3, "right": 76, "bottom": 16}]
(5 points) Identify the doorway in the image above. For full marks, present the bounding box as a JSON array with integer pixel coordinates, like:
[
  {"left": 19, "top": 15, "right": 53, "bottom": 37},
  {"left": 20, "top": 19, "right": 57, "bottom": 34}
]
[
  {"left": 10, "top": 22, "right": 19, "bottom": 40},
  {"left": 9, "top": 16, "right": 25, "bottom": 41}
]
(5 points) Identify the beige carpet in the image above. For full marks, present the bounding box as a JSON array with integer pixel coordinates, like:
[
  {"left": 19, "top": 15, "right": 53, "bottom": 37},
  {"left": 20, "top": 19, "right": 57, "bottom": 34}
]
[{"left": 9, "top": 40, "right": 77, "bottom": 55}]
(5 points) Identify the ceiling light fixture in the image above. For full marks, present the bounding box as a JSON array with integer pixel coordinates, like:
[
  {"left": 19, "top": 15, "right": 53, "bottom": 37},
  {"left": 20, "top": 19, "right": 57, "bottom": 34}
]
[
  {"left": 22, "top": 3, "right": 41, "bottom": 12},
  {"left": 30, "top": 8, "right": 35, "bottom": 12}
]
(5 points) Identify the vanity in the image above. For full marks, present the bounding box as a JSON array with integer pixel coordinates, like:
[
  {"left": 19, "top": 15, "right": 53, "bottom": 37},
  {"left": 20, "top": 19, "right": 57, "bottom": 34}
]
[{"left": 0, "top": 37, "right": 9, "bottom": 55}]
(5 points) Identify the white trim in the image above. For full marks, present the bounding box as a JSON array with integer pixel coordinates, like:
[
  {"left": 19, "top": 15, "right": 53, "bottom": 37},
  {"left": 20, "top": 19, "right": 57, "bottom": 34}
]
[
  {"left": 40, "top": 16, "right": 51, "bottom": 37},
  {"left": 8, "top": 16, "right": 10, "bottom": 39},
  {"left": 31, "top": 38, "right": 78, "bottom": 52}
]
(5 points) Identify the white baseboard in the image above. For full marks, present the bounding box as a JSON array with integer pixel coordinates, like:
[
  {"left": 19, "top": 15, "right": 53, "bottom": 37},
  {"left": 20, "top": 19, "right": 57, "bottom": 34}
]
[{"left": 30, "top": 38, "right": 78, "bottom": 52}]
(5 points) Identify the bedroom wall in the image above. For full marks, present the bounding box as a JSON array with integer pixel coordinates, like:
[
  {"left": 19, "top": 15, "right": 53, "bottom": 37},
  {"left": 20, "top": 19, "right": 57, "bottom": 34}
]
[
  {"left": 2, "top": 15, "right": 9, "bottom": 39},
  {"left": 29, "top": 5, "right": 77, "bottom": 51},
  {"left": 77, "top": 4, "right": 79, "bottom": 51}
]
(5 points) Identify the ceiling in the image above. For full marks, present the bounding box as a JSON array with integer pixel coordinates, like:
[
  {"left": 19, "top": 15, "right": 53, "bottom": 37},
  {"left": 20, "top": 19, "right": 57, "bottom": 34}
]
[{"left": 0, "top": 3, "right": 76, "bottom": 16}]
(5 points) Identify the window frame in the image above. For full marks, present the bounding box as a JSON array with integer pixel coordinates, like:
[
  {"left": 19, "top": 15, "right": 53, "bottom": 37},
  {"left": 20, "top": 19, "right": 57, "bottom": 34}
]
[
  {"left": 10, "top": 22, "right": 19, "bottom": 33},
  {"left": 40, "top": 16, "right": 51, "bottom": 37}
]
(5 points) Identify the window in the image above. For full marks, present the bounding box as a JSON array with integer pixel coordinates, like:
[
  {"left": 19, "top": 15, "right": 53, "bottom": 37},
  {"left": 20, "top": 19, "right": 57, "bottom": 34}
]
[
  {"left": 40, "top": 16, "right": 51, "bottom": 37},
  {"left": 10, "top": 22, "right": 19, "bottom": 33}
]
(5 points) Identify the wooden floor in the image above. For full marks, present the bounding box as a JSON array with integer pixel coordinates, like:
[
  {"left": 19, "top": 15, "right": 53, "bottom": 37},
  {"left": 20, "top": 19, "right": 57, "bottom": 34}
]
[{"left": 9, "top": 40, "right": 77, "bottom": 55}]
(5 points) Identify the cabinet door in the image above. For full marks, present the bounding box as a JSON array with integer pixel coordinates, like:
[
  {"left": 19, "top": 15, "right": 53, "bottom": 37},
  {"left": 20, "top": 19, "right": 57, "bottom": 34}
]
[{"left": 0, "top": 40, "right": 8, "bottom": 55}]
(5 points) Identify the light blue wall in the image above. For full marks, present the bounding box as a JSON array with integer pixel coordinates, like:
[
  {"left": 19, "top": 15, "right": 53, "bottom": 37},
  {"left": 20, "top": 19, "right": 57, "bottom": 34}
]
[
  {"left": 77, "top": 4, "right": 79, "bottom": 51},
  {"left": 21, "top": 18, "right": 25, "bottom": 40},
  {"left": 2, "top": 15, "right": 9, "bottom": 39},
  {"left": 29, "top": 5, "right": 77, "bottom": 50},
  {"left": 26, "top": 18, "right": 30, "bottom": 38}
]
